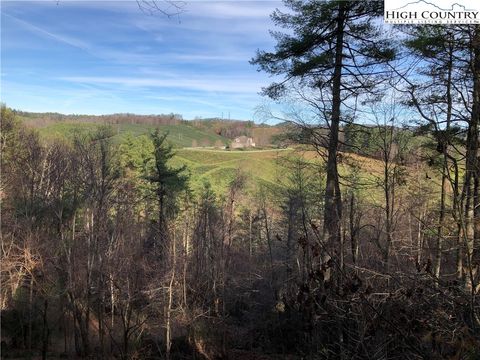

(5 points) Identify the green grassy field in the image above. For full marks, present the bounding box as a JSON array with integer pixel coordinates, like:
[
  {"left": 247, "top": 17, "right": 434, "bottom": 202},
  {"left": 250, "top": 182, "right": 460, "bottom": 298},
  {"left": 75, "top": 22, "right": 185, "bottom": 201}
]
[
  {"left": 27, "top": 120, "right": 293, "bottom": 193},
  {"left": 32, "top": 121, "right": 229, "bottom": 148},
  {"left": 172, "top": 147, "right": 405, "bottom": 197},
  {"left": 26, "top": 120, "right": 432, "bottom": 201},
  {"left": 173, "top": 148, "right": 294, "bottom": 193}
]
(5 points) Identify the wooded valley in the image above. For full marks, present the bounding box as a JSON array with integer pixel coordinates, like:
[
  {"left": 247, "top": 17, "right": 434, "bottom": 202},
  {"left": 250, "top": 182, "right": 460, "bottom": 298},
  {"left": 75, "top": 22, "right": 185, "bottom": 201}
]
[{"left": 2, "top": 0, "right": 480, "bottom": 359}]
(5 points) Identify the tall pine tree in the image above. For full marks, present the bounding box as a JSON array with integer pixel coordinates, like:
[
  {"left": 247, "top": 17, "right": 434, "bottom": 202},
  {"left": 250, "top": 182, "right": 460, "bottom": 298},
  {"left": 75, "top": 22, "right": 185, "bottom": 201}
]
[
  {"left": 146, "top": 130, "right": 188, "bottom": 245},
  {"left": 251, "top": 0, "right": 395, "bottom": 254}
]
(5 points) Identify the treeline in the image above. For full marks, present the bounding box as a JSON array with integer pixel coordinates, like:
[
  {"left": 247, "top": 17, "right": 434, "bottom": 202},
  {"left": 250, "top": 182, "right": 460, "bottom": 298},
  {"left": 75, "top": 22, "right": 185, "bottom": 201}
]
[
  {"left": 17, "top": 110, "right": 183, "bottom": 127},
  {"left": 190, "top": 118, "right": 285, "bottom": 147},
  {"left": 343, "top": 123, "right": 425, "bottom": 162},
  {"left": 273, "top": 124, "right": 422, "bottom": 160},
  {"left": 18, "top": 111, "right": 285, "bottom": 148},
  {"left": 190, "top": 118, "right": 255, "bottom": 139}
]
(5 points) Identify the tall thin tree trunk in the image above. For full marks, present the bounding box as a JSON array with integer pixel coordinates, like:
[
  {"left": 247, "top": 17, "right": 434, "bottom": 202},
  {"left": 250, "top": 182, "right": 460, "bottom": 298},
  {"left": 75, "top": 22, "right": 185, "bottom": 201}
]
[
  {"left": 350, "top": 193, "right": 358, "bottom": 265},
  {"left": 470, "top": 27, "right": 480, "bottom": 284},
  {"left": 435, "top": 39, "right": 454, "bottom": 282},
  {"left": 286, "top": 198, "right": 295, "bottom": 272},
  {"left": 457, "top": 222, "right": 464, "bottom": 280},
  {"left": 41, "top": 299, "right": 48, "bottom": 360},
  {"left": 183, "top": 211, "right": 190, "bottom": 310},
  {"left": 249, "top": 211, "right": 253, "bottom": 260},
  {"left": 417, "top": 209, "right": 424, "bottom": 266},
  {"left": 28, "top": 273, "right": 34, "bottom": 353},
  {"left": 262, "top": 207, "right": 274, "bottom": 280},
  {"left": 166, "top": 226, "right": 176, "bottom": 360},
  {"left": 434, "top": 166, "right": 447, "bottom": 281},
  {"left": 324, "top": 2, "right": 345, "bottom": 255},
  {"left": 384, "top": 149, "right": 392, "bottom": 273}
]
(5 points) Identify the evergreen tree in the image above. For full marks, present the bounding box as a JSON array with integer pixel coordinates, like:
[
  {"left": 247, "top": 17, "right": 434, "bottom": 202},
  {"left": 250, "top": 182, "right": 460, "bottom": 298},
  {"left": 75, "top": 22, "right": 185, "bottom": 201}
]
[
  {"left": 146, "top": 130, "right": 188, "bottom": 243},
  {"left": 251, "top": 0, "right": 395, "bottom": 250}
]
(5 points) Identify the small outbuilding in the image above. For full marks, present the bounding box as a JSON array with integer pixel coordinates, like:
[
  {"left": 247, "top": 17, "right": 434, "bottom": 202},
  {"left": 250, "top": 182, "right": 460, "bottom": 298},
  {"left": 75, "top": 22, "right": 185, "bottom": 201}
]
[{"left": 231, "top": 136, "right": 256, "bottom": 149}]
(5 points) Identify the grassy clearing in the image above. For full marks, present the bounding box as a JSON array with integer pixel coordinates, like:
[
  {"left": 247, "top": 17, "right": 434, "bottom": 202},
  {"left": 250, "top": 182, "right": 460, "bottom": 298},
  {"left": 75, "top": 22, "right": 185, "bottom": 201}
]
[
  {"left": 173, "top": 148, "right": 290, "bottom": 193},
  {"left": 33, "top": 121, "right": 228, "bottom": 148},
  {"left": 29, "top": 119, "right": 430, "bottom": 200},
  {"left": 174, "top": 147, "right": 437, "bottom": 208},
  {"left": 173, "top": 148, "right": 387, "bottom": 195}
]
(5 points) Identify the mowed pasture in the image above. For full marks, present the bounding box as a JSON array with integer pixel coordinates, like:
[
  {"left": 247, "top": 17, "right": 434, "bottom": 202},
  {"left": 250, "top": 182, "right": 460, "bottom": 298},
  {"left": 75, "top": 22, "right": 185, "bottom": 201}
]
[
  {"left": 27, "top": 121, "right": 229, "bottom": 148},
  {"left": 173, "top": 148, "right": 293, "bottom": 193},
  {"left": 173, "top": 147, "right": 403, "bottom": 199}
]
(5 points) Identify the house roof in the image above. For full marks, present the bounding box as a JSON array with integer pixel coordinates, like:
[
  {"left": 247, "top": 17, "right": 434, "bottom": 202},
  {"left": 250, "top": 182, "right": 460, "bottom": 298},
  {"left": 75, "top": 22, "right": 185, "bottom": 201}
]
[{"left": 234, "top": 135, "right": 250, "bottom": 143}]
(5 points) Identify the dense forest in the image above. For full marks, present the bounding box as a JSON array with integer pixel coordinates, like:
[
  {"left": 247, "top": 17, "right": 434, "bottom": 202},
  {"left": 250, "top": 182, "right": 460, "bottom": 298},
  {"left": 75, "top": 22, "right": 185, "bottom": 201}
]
[{"left": 2, "top": 0, "right": 480, "bottom": 359}]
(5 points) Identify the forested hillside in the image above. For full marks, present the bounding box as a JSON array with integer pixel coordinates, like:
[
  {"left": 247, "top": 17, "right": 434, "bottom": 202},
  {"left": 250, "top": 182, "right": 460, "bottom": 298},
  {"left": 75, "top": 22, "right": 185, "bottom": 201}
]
[
  {"left": 16, "top": 110, "right": 288, "bottom": 149},
  {"left": 17, "top": 111, "right": 230, "bottom": 148},
  {"left": 2, "top": 0, "right": 480, "bottom": 359}
]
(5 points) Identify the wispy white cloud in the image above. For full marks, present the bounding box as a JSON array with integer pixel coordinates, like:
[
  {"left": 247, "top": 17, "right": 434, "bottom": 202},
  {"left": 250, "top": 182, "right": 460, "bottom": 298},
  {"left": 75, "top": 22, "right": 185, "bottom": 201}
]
[
  {"left": 162, "top": 52, "right": 254, "bottom": 62},
  {"left": 3, "top": 10, "right": 261, "bottom": 66},
  {"left": 189, "top": 1, "right": 279, "bottom": 19},
  {"left": 146, "top": 94, "right": 225, "bottom": 108},
  {"left": 1, "top": 1, "right": 280, "bottom": 119},
  {"left": 60, "top": 74, "right": 266, "bottom": 94},
  {"left": 3, "top": 12, "right": 91, "bottom": 51}
]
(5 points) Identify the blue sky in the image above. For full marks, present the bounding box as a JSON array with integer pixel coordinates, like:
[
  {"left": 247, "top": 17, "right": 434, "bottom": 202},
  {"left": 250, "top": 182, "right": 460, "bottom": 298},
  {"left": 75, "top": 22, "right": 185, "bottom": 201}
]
[{"left": 1, "top": 1, "right": 282, "bottom": 120}]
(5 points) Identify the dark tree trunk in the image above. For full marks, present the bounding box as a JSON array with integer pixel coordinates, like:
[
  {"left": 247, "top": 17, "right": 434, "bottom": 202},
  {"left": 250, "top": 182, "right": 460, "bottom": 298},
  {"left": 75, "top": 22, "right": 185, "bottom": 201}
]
[
  {"left": 41, "top": 299, "right": 49, "bottom": 360},
  {"left": 471, "top": 27, "right": 480, "bottom": 270},
  {"left": 324, "top": 2, "right": 345, "bottom": 255},
  {"left": 434, "top": 39, "right": 453, "bottom": 281}
]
